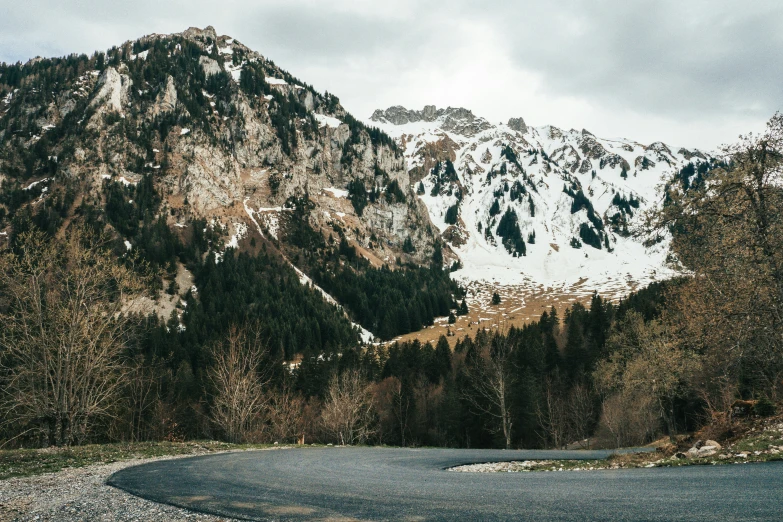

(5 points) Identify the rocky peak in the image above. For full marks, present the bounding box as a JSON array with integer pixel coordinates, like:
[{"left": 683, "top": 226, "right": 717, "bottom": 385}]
[
  {"left": 370, "top": 105, "right": 422, "bottom": 125},
  {"left": 182, "top": 26, "right": 218, "bottom": 43},
  {"left": 507, "top": 117, "right": 527, "bottom": 133},
  {"left": 371, "top": 105, "right": 491, "bottom": 137}
]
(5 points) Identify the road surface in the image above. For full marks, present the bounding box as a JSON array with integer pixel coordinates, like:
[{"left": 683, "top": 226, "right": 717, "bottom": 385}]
[{"left": 108, "top": 447, "right": 783, "bottom": 521}]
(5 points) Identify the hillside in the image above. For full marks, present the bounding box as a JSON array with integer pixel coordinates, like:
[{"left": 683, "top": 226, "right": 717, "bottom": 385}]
[
  {"left": 370, "top": 105, "right": 715, "bottom": 291},
  {"left": 0, "top": 27, "right": 721, "bottom": 348},
  {"left": 0, "top": 27, "right": 461, "bottom": 347},
  {"left": 369, "top": 105, "right": 718, "bottom": 340}
]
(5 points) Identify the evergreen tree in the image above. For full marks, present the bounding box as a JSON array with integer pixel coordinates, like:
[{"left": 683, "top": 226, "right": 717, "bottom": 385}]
[
  {"left": 495, "top": 208, "right": 526, "bottom": 256},
  {"left": 347, "top": 178, "right": 368, "bottom": 216},
  {"left": 402, "top": 237, "right": 416, "bottom": 253},
  {"left": 489, "top": 199, "right": 501, "bottom": 217},
  {"left": 444, "top": 203, "right": 459, "bottom": 225}
]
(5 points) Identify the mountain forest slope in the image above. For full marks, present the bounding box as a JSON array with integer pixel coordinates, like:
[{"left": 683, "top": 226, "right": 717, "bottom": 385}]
[{"left": 1, "top": 27, "right": 780, "bottom": 451}]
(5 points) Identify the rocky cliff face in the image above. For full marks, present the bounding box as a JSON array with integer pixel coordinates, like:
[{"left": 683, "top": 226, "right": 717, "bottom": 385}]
[
  {"left": 369, "top": 105, "right": 715, "bottom": 295},
  {"left": 0, "top": 27, "right": 444, "bottom": 272}
]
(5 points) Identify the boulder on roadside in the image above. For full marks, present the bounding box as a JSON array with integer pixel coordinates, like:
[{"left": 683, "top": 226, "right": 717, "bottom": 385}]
[
  {"left": 697, "top": 446, "right": 718, "bottom": 457},
  {"left": 704, "top": 440, "right": 722, "bottom": 450},
  {"left": 685, "top": 439, "right": 720, "bottom": 458}
]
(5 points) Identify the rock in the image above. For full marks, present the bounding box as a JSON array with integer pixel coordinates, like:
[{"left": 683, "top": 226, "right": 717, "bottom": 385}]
[
  {"left": 481, "top": 148, "right": 493, "bottom": 163},
  {"left": 90, "top": 67, "right": 131, "bottom": 113},
  {"left": 697, "top": 446, "right": 718, "bottom": 457},
  {"left": 422, "top": 104, "right": 438, "bottom": 121},
  {"left": 183, "top": 25, "right": 217, "bottom": 42},
  {"left": 199, "top": 56, "right": 222, "bottom": 77},
  {"left": 149, "top": 76, "right": 177, "bottom": 117},
  {"left": 370, "top": 105, "right": 492, "bottom": 137},
  {"left": 507, "top": 117, "right": 528, "bottom": 133},
  {"left": 678, "top": 147, "right": 707, "bottom": 161},
  {"left": 704, "top": 440, "right": 722, "bottom": 450}
]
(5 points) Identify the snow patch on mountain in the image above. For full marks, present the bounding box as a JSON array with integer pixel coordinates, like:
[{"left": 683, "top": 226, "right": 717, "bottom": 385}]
[{"left": 370, "top": 105, "right": 707, "bottom": 295}]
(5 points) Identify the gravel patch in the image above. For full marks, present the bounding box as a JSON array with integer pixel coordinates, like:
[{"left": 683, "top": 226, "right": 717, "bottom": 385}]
[
  {"left": 450, "top": 460, "right": 554, "bottom": 472},
  {"left": 0, "top": 452, "right": 242, "bottom": 521}
]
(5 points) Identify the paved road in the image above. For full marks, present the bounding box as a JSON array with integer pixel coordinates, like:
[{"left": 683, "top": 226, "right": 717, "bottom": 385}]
[{"left": 108, "top": 447, "right": 783, "bottom": 521}]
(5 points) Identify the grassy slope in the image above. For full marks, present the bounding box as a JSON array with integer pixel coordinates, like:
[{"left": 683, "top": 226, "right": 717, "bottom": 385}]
[{"left": 0, "top": 441, "right": 283, "bottom": 480}]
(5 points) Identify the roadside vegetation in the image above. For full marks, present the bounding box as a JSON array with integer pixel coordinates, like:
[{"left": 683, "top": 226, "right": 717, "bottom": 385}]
[{"left": 0, "top": 440, "right": 284, "bottom": 480}]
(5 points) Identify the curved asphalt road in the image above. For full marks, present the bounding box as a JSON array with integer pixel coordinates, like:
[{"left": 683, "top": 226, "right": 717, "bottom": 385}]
[{"left": 108, "top": 447, "right": 783, "bottom": 521}]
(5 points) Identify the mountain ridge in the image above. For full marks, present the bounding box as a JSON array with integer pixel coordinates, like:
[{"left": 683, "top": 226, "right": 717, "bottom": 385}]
[
  {"left": 0, "top": 27, "right": 718, "bottom": 345},
  {"left": 367, "top": 104, "right": 714, "bottom": 300}
]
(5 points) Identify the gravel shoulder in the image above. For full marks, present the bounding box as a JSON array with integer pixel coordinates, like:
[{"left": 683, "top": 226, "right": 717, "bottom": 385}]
[{"left": 0, "top": 448, "right": 292, "bottom": 522}]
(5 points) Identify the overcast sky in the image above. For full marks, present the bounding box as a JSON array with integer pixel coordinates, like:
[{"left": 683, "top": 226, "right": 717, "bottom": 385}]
[{"left": 2, "top": 0, "right": 781, "bottom": 150}]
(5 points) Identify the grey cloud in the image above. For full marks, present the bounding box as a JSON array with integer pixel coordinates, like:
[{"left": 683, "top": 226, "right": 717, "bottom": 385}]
[
  {"left": 465, "top": 1, "right": 783, "bottom": 120},
  {"left": 0, "top": 0, "right": 779, "bottom": 148}
]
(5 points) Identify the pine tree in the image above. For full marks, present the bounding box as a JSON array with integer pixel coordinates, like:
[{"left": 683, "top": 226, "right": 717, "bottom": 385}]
[
  {"left": 491, "top": 292, "right": 501, "bottom": 305},
  {"left": 489, "top": 199, "right": 501, "bottom": 217},
  {"left": 444, "top": 203, "right": 459, "bottom": 225},
  {"left": 347, "top": 178, "right": 368, "bottom": 216},
  {"left": 417, "top": 181, "right": 425, "bottom": 195},
  {"left": 402, "top": 236, "right": 416, "bottom": 253},
  {"left": 458, "top": 299, "right": 469, "bottom": 316}
]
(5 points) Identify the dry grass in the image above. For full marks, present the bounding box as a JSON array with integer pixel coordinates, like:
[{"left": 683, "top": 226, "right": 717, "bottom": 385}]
[{"left": 392, "top": 279, "right": 628, "bottom": 347}]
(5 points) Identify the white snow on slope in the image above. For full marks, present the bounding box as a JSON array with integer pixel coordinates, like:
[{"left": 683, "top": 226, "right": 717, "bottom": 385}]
[
  {"left": 370, "top": 106, "right": 708, "bottom": 295},
  {"left": 323, "top": 187, "right": 349, "bottom": 198},
  {"left": 314, "top": 113, "right": 343, "bottom": 129},
  {"left": 23, "top": 178, "right": 50, "bottom": 190}
]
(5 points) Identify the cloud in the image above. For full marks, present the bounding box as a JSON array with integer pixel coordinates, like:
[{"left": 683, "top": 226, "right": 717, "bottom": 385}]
[{"left": 0, "top": 0, "right": 780, "bottom": 149}]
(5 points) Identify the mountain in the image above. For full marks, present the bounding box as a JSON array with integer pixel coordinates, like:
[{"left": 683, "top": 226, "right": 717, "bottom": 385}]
[
  {"left": 0, "top": 27, "right": 466, "bottom": 348},
  {"left": 0, "top": 26, "right": 715, "bottom": 350},
  {"left": 369, "top": 105, "right": 712, "bottom": 302}
]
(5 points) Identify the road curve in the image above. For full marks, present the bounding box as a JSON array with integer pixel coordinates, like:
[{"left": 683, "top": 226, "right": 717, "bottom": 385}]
[{"left": 108, "top": 447, "right": 783, "bottom": 521}]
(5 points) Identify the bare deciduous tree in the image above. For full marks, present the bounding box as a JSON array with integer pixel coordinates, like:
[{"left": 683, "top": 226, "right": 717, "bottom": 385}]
[
  {"left": 536, "top": 373, "right": 569, "bottom": 449},
  {"left": 266, "top": 382, "right": 307, "bottom": 444},
  {"left": 599, "top": 391, "right": 659, "bottom": 448},
  {"left": 208, "top": 324, "right": 271, "bottom": 443},
  {"left": 320, "top": 369, "right": 376, "bottom": 445},
  {"left": 0, "top": 229, "right": 146, "bottom": 446},
  {"left": 372, "top": 376, "right": 413, "bottom": 446},
  {"left": 652, "top": 113, "right": 783, "bottom": 404},
  {"left": 463, "top": 333, "right": 515, "bottom": 449},
  {"left": 121, "top": 354, "right": 166, "bottom": 442},
  {"left": 568, "top": 382, "right": 596, "bottom": 449},
  {"left": 594, "top": 312, "right": 695, "bottom": 442}
]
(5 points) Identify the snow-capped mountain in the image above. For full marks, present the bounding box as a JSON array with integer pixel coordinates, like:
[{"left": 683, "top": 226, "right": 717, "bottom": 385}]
[{"left": 370, "top": 105, "right": 710, "bottom": 297}]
